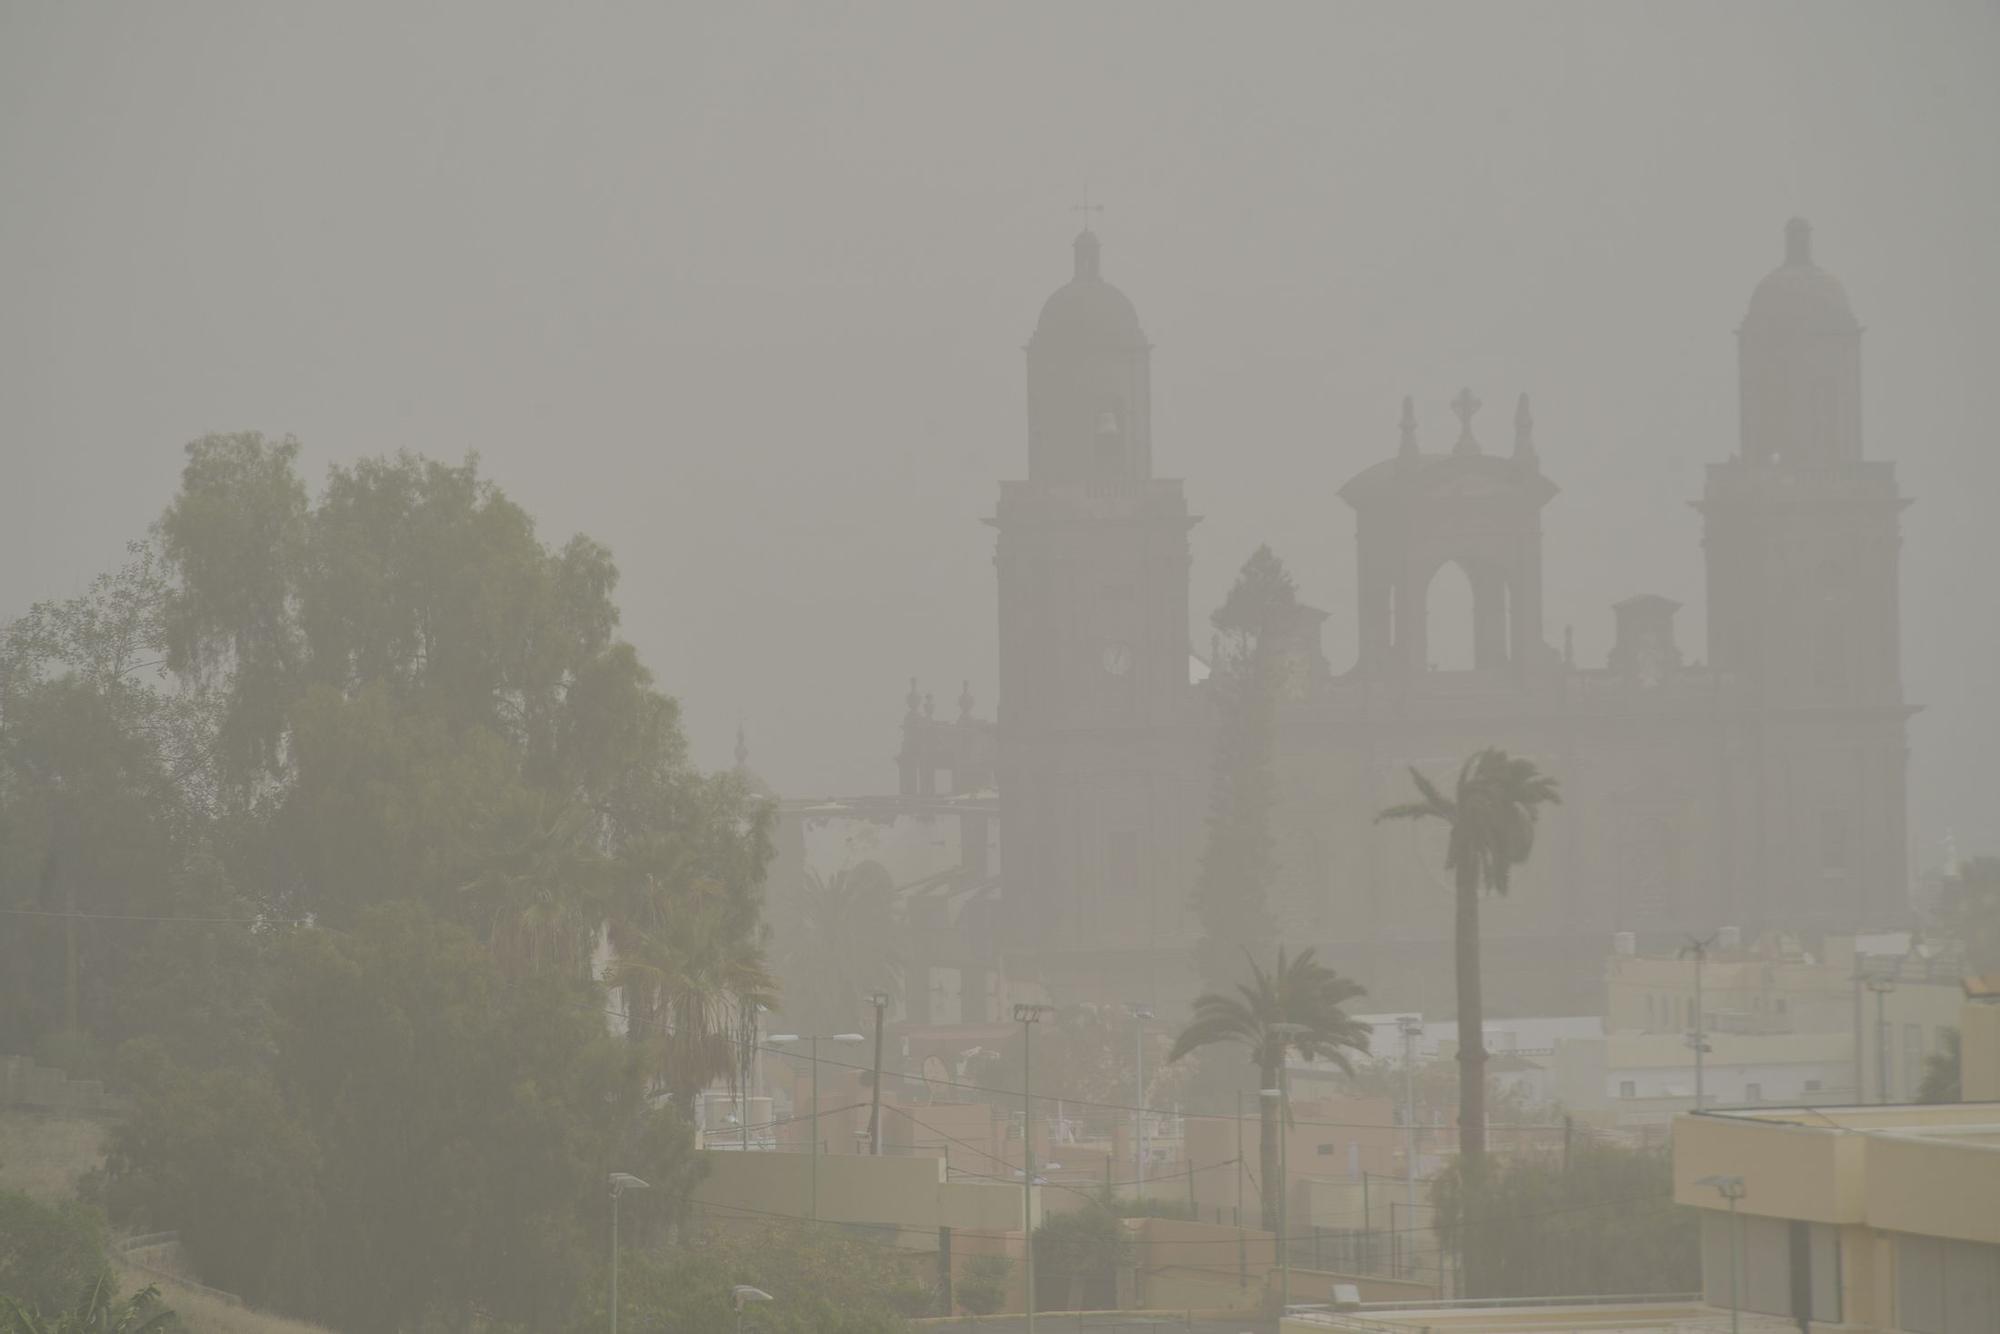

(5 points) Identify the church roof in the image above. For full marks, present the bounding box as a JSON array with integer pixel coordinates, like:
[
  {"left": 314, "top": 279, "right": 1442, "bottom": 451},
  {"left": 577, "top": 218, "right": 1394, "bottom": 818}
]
[
  {"left": 1338, "top": 450, "right": 1558, "bottom": 511},
  {"left": 1030, "top": 230, "right": 1148, "bottom": 349},
  {"left": 1743, "top": 218, "right": 1859, "bottom": 333}
]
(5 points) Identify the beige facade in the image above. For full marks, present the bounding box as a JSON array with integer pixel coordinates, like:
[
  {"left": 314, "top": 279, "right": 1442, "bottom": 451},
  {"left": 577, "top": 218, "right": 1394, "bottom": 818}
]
[
  {"left": 1603, "top": 935, "right": 1965, "bottom": 1105},
  {"left": 1672, "top": 1098, "right": 2000, "bottom": 1332}
]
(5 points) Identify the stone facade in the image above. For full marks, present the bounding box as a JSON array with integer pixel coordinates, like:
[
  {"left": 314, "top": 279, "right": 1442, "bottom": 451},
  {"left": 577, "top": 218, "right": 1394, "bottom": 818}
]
[{"left": 990, "top": 221, "right": 1913, "bottom": 1015}]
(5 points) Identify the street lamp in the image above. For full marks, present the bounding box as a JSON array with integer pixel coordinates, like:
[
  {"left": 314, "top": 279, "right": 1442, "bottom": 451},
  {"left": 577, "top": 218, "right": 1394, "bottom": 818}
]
[
  {"left": 1128, "top": 1003, "right": 1154, "bottom": 1202},
  {"left": 1014, "top": 1003, "right": 1055, "bottom": 1334},
  {"left": 1697, "top": 1174, "right": 1746, "bottom": 1334},
  {"left": 770, "top": 1032, "right": 865, "bottom": 1220},
  {"left": 608, "top": 1172, "right": 650, "bottom": 1334},
  {"left": 1267, "top": 1019, "right": 1311, "bottom": 1319},
  {"left": 731, "top": 1284, "right": 773, "bottom": 1334},
  {"left": 867, "top": 991, "right": 892, "bottom": 1155}
]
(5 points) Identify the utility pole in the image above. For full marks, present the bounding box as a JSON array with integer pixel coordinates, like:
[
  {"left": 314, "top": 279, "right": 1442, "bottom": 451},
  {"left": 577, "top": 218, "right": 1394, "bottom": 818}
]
[
  {"left": 1867, "top": 974, "right": 1896, "bottom": 1103},
  {"left": 1015, "top": 1003, "right": 1053, "bottom": 1334},
  {"left": 1852, "top": 959, "right": 1867, "bottom": 1106},
  {"left": 1398, "top": 1015, "right": 1421, "bottom": 1249},
  {"left": 867, "top": 991, "right": 890, "bottom": 1154},
  {"left": 1681, "top": 934, "right": 1716, "bottom": 1111},
  {"left": 770, "top": 1032, "right": 863, "bottom": 1220},
  {"left": 1268, "top": 1021, "right": 1309, "bottom": 1318},
  {"left": 1236, "top": 1088, "right": 1247, "bottom": 1288},
  {"left": 1129, "top": 1004, "right": 1153, "bottom": 1203}
]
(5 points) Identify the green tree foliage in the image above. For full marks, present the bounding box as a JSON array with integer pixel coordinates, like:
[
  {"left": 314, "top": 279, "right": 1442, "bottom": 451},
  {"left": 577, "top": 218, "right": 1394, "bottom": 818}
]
[
  {"left": 1032, "top": 1202, "right": 1130, "bottom": 1311},
  {"left": 1191, "top": 547, "right": 1297, "bottom": 990},
  {"left": 1168, "top": 946, "right": 1369, "bottom": 1232},
  {"left": 600, "top": 1221, "right": 918, "bottom": 1333},
  {"left": 1, "top": 1277, "right": 178, "bottom": 1334},
  {"left": 1918, "top": 1027, "right": 1962, "bottom": 1104},
  {"left": 0, "top": 1190, "right": 109, "bottom": 1316},
  {"left": 0, "top": 545, "right": 257, "bottom": 1072},
  {"left": 0, "top": 433, "right": 785, "bottom": 1330},
  {"left": 955, "top": 1254, "right": 1012, "bottom": 1315},
  {"left": 1431, "top": 1138, "right": 1695, "bottom": 1300},
  {"left": 108, "top": 907, "right": 704, "bottom": 1331}
]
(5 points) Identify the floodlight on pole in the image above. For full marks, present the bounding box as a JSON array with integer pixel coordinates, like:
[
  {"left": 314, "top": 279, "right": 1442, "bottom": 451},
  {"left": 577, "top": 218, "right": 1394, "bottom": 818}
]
[
  {"left": 1697, "top": 1174, "right": 1746, "bottom": 1334},
  {"left": 608, "top": 1173, "right": 650, "bottom": 1334}
]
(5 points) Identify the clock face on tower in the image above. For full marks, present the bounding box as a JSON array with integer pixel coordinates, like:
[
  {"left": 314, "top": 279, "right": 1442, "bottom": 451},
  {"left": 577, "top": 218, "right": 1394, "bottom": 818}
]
[{"left": 1101, "top": 642, "right": 1133, "bottom": 676}]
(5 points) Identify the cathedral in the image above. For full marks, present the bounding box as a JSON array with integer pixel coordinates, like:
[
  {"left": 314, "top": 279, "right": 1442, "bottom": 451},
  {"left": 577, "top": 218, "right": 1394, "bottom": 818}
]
[{"left": 882, "top": 218, "right": 1912, "bottom": 1019}]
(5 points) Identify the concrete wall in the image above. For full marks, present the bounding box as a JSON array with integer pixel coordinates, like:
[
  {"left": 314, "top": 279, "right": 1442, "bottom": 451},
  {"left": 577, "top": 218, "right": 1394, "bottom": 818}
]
[
  {"left": 688, "top": 1149, "right": 1034, "bottom": 1252},
  {"left": 1963, "top": 997, "right": 2000, "bottom": 1101}
]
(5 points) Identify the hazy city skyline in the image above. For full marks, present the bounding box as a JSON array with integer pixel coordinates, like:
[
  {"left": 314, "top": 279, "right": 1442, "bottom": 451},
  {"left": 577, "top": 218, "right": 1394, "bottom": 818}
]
[{"left": 5, "top": 2, "right": 1996, "bottom": 868}]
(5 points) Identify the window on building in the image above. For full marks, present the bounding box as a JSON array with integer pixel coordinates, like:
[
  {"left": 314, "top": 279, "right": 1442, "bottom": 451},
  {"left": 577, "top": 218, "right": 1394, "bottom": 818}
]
[
  {"left": 1776, "top": 997, "right": 1789, "bottom": 1016},
  {"left": 1745, "top": 1082, "right": 1763, "bottom": 1102},
  {"left": 1705, "top": 1215, "right": 1840, "bottom": 1324},
  {"left": 1619, "top": 1080, "right": 1636, "bottom": 1099},
  {"left": 1805, "top": 1079, "right": 1822, "bottom": 1093},
  {"left": 1905, "top": 1023, "right": 1924, "bottom": 1098},
  {"left": 1897, "top": 1235, "right": 2000, "bottom": 1333}
]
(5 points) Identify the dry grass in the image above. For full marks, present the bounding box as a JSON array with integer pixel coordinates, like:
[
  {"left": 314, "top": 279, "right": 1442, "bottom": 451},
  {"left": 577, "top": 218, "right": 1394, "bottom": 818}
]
[
  {"left": 0, "top": 1109, "right": 107, "bottom": 1202},
  {"left": 114, "top": 1263, "right": 335, "bottom": 1334}
]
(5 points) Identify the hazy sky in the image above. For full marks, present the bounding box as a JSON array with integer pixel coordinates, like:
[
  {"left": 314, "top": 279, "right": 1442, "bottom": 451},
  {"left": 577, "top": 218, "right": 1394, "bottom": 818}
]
[{"left": 4, "top": 3, "right": 1996, "bottom": 866}]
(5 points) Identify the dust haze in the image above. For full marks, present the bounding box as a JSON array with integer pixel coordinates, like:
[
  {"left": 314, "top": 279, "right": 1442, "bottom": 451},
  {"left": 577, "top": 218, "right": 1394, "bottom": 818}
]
[{"left": 4, "top": 4, "right": 1999, "bottom": 1332}]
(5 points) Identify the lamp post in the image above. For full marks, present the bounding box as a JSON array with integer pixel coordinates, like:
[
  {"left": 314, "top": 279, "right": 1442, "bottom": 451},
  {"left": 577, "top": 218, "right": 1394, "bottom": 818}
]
[
  {"left": 1014, "top": 1003, "right": 1054, "bottom": 1334},
  {"left": 868, "top": 991, "right": 892, "bottom": 1154},
  {"left": 1397, "top": 1014, "right": 1422, "bottom": 1274},
  {"left": 1697, "top": 1174, "right": 1745, "bottom": 1334},
  {"left": 731, "top": 1284, "right": 773, "bottom": 1334},
  {"left": 1128, "top": 1003, "right": 1154, "bottom": 1203},
  {"left": 1866, "top": 974, "right": 1896, "bottom": 1102},
  {"left": 1267, "top": 1019, "right": 1311, "bottom": 1318},
  {"left": 608, "top": 1172, "right": 650, "bottom": 1334},
  {"left": 770, "top": 1032, "right": 864, "bottom": 1220},
  {"left": 1681, "top": 934, "right": 1716, "bottom": 1111}
]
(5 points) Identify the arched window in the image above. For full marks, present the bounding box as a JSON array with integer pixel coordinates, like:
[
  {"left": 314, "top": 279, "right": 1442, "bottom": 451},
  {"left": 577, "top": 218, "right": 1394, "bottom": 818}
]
[{"left": 1425, "top": 560, "right": 1477, "bottom": 671}]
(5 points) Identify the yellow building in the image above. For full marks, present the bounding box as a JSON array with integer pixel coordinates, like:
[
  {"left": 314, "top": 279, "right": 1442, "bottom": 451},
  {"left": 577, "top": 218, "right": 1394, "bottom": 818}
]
[{"left": 1672, "top": 1043, "right": 2000, "bottom": 1334}]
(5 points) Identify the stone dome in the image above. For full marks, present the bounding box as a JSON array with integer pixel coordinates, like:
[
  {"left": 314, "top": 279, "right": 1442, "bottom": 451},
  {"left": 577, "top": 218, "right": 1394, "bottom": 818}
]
[
  {"left": 1744, "top": 218, "right": 1859, "bottom": 332},
  {"left": 1031, "top": 230, "right": 1148, "bottom": 348}
]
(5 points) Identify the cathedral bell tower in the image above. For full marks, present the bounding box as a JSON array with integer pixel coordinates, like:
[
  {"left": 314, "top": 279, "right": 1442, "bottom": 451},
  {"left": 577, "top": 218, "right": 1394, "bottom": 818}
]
[
  {"left": 1698, "top": 219, "right": 1912, "bottom": 928},
  {"left": 991, "top": 228, "right": 1198, "bottom": 961}
]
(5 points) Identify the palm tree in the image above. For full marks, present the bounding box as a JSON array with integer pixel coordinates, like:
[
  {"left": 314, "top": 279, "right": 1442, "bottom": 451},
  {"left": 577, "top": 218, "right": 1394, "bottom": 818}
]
[
  {"left": 1378, "top": 746, "right": 1558, "bottom": 1291},
  {"left": 609, "top": 874, "right": 778, "bottom": 1112},
  {"left": 1167, "top": 946, "right": 1369, "bottom": 1232},
  {"left": 1, "top": 1278, "right": 177, "bottom": 1333},
  {"left": 777, "top": 865, "right": 904, "bottom": 1034}
]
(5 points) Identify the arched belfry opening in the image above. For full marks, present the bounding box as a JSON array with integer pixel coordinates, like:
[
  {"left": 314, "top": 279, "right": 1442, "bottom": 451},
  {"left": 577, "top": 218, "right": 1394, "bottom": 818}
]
[{"left": 1339, "top": 391, "right": 1558, "bottom": 682}]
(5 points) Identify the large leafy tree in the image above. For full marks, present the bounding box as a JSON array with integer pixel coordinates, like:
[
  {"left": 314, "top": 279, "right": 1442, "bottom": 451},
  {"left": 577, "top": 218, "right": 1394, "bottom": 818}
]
[
  {"left": 1378, "top": 747, "right": 1559, "bottom": 1293},
  {"left": 1167, "top": 946, "right": 1369, "bottom": 1231},
  {"left": 1431, "top": 1138, "right": 1694, "bottom": 1300},
  {"left": 1191, "top": 547, "right": 1298, "bottom": 990}
]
